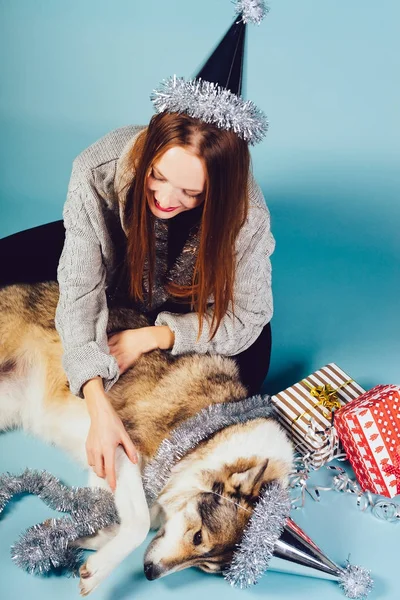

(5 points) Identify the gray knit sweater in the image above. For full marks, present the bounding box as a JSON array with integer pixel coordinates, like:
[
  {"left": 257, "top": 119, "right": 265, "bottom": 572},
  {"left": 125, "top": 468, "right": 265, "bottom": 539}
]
[{"left": 55, "top": 125, "right": 275, "bottom": 398}]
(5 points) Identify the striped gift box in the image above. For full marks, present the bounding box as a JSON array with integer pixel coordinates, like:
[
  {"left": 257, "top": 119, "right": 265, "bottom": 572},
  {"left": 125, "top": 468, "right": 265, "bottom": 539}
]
[{"left": 271, "top": 363, "right": 365, "bottom": 467}]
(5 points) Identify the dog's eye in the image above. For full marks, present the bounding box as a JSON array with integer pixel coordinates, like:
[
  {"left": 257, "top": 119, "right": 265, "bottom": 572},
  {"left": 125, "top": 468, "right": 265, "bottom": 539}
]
[{"left": 193, "top": 530, "right": 202, "bottom": 546}]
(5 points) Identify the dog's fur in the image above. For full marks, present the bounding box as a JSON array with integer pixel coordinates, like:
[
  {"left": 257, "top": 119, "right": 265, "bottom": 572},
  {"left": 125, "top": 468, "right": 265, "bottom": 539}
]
[{"left": 0, "top": 282, "right": 293, "bottom": 595}]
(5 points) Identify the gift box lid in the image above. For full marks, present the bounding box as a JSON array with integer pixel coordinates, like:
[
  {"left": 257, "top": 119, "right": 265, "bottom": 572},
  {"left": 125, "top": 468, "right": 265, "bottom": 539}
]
[{"left": 272, "top": 363, "right": 365, "bottom": 432}]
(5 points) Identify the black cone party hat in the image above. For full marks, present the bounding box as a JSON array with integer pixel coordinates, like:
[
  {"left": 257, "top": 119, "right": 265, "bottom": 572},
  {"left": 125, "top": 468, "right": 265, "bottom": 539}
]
[
  {"left": 195, "top": 17, "right": 246, "bottom": 96},
  {"left": 151, "top": 1, "right": 270, "bottom": 145}
]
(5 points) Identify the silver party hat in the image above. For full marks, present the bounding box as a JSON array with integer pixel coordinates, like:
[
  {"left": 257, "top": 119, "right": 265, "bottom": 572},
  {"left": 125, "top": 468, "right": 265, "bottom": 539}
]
[
  {"left": 225, "top": 484, "right": 373, "bottom": 600},
  {"left": 272, "top": 518, "right": 373, "bottom": 599}
]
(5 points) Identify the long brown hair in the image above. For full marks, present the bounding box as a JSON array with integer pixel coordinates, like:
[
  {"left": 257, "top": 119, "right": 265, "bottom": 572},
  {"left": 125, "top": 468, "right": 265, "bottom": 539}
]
[{"left": 124, "top": 112, "right": 250, "bottom": 338}]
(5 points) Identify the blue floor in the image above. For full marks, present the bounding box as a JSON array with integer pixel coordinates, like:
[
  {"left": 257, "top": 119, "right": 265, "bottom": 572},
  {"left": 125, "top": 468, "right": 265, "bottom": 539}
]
[{"left": 1, "top": 1, "right": 400, "bottom": 599}]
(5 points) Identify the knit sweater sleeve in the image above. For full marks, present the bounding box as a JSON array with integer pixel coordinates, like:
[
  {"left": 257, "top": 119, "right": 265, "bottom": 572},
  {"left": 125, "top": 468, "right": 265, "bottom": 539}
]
[
  {"left": 55, "top": 177, "right": 119, "bottom": 398},
  {"left": 154, "top": 176, "right": 275, "bottom": 356}
]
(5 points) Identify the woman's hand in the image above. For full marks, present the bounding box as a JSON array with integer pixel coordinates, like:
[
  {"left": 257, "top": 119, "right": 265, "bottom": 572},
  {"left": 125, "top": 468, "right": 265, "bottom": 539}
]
[
  {"left": 83, "top": 378, "right": 138, "bottom": 492},
  {"left": 108, "top": 326, "right": 175, "bottom": 375}
]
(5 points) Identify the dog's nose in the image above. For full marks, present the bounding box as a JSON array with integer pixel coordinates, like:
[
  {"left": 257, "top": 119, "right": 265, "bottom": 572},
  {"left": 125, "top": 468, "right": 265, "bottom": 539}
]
[{"left": 144, "top": 562, "right": 162, "bottom": 580}]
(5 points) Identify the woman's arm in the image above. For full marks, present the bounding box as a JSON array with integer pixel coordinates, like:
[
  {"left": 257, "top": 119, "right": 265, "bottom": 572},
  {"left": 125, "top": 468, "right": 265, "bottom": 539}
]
[
  {"left": 83, "top": 377, "right": 137, "bottom": 491},
  {"left": 55, "top": 178, "right": 119, "bottom": 398},
  {"left": 55, "top": 169, "right": 137, "bottom": 488}
]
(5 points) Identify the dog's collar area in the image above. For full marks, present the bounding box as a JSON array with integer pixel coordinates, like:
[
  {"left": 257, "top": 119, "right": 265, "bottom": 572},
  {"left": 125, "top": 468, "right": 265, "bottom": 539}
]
[{"left": 142, "top": 395, "right": 275, "bottom": 506}]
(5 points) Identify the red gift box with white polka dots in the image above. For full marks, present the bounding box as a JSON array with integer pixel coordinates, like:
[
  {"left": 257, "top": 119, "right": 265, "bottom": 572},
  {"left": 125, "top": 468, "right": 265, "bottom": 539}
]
[{"left": 334, "top": 384, "right": 400, "bottom": 498}]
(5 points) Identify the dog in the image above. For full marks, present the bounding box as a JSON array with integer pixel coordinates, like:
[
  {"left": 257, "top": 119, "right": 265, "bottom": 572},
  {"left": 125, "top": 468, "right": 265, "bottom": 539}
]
[{"left": 0, "top": 282, "right": 293, "bottom": 595}]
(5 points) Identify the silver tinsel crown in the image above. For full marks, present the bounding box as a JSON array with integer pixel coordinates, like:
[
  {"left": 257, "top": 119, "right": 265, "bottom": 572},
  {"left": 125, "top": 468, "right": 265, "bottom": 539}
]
[{"left": 151, "top": 76, "right": 268, "bottom": 145}]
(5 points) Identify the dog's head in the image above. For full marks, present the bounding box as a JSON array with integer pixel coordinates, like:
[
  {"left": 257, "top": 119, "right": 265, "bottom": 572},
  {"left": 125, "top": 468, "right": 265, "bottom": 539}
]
[{"left": 144, "top": 456, "right": 289, "bottom": 580}]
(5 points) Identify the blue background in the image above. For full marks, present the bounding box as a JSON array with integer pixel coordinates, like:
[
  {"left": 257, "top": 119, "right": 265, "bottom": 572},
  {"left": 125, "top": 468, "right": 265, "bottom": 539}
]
[{"left": 0, "top": 1, "right": 399, "bottom": 599}]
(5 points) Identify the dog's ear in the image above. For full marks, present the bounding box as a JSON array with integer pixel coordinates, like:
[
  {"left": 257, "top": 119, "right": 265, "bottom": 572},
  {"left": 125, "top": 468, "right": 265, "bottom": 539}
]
[{"left": 229, "top": 459, "right": 270, "bottom": 496}]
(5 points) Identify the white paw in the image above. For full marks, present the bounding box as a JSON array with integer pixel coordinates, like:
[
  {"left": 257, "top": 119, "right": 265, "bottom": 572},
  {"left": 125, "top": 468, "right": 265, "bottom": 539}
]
[{"left": 79, "top": 556, "right": 107, "bottom": 596}]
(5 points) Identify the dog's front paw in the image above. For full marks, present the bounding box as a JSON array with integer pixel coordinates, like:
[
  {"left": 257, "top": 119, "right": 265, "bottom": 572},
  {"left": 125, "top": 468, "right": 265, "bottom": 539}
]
[{"left": 79, "top": 560, "right": 100, "bottom": 596}]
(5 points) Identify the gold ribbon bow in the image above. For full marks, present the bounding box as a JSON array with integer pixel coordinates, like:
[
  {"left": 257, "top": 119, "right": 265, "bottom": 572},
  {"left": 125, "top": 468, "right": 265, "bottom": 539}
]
[{"left": 294, "top": 379, "right": 353, "bottom": 424}]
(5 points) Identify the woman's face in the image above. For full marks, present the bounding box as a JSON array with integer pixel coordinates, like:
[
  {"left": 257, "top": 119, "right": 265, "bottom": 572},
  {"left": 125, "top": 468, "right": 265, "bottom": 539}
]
[{"left": 146, "top": 146, "right": 205, "bottom": 219}]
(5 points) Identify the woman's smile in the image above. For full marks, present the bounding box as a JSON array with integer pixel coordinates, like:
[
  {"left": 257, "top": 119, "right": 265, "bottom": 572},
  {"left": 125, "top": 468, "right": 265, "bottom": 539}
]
[{"left": 153, "top": 197, "right": 180, "bottom": 213}]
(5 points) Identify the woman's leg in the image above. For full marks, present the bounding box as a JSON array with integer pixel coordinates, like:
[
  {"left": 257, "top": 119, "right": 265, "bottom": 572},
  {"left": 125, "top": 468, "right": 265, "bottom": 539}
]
[
  {"left": 232, "top": 323, "right": 272, "bottom": 396},
  {"left": 0, "top": 221, "right": 65, "bottom": 287}
]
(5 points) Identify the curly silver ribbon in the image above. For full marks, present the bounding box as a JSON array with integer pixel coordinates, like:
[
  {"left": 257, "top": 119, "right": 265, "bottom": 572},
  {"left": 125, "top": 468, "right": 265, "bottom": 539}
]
[
  {"left": 322, "top": 466, "right": 400, "bottom": 523},
  {"left": 290, "top": 458, "right": 400, "bottom": 523},
  {"left": 286, "top": 416, "right": 344, "bottom": 472},
  {"left": 289, "top": 416, "right": 347, "bottom": 508}
]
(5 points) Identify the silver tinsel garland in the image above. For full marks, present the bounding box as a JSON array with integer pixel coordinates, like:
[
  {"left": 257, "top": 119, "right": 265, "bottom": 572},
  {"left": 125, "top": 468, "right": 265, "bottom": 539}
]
[
  {"left": 224, "top": 480, "right": 291, "bottom": 587},
  {"left": 110, "top": 216, "right": 200, "bottom": 312},
  {"left": 142, "top": 219, "right": 200, "bottom": 311},
  {"left": 0, "top": 469, "right": 118, "bottom": 575},
  {"left": 143, "top": 394, "right": 275, "bottom": 505},
  {"left": 151, "top": 76, "right": 268, "bottom": 145}
]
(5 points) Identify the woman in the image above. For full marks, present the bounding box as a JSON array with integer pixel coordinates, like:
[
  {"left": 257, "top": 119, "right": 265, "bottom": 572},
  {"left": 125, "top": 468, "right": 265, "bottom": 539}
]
[
  {"left": 50, "top": 111, "right": 275, "bottom": 490},
  {"left": 0, "top": 114, "right": 274, "bottom": 491}
]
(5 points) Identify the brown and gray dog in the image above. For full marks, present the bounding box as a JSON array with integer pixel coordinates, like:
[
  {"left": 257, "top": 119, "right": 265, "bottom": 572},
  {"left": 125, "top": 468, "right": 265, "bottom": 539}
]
[{"left": 0, "top": 282, "right": 293, "bottom": 595}]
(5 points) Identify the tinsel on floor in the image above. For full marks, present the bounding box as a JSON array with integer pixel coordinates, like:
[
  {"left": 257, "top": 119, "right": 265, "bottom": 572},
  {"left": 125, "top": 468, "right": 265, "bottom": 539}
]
[{"left": 0, "top": 469, "right": 118, "bottom": 575}]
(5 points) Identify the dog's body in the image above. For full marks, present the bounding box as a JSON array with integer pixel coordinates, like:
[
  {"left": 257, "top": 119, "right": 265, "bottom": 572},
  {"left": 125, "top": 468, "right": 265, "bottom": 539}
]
[{"left": 0, "top": 282, "right": 292, "bottom": 595}]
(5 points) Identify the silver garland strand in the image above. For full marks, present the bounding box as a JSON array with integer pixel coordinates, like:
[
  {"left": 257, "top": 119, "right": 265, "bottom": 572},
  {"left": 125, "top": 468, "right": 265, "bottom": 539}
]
[
  {"left": 111, "top": 217, "right": 200, "bottom": 312},
  {"left": 143, "top": 394, "right": 275, "bottom": 505},
  {"left": 141, "top": 219, "right": 200, "bottom": 311},
  {"left": 151, "top": 76, "right": 268, "bottom": 145},
  {"left": 12, "top": 519, "right": 84, "bottom": 575},
  {"left": 339, "top": 564, "right": 374, "bottom": 600},
  {"left": 0, "top": 469, "right": 119, "bottom": 574},
  {"left": 234, "top": 0, "right": 270, "bottom": 25},
  {"left": 165, "top": 228, "right": 200, "bottom": 289},
  {"left": 224, "top": 481, "right": 291, "bottom": 587},
  {"left": 141, "top": 219, "right": 170, "bottom": 309}
]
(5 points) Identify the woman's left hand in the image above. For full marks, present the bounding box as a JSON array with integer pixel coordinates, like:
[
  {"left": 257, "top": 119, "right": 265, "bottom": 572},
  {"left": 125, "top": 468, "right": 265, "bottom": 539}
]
[{"left": 108, "top": 326, "right": 174, "bottom": 375}]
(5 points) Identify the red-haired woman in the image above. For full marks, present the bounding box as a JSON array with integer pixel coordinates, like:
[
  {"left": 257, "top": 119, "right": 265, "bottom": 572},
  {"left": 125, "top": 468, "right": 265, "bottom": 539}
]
[{"left": 0, "top": 113, "right": 274, "bottom": 490}]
